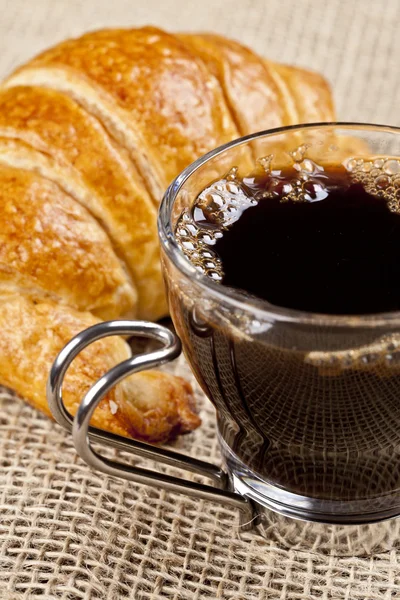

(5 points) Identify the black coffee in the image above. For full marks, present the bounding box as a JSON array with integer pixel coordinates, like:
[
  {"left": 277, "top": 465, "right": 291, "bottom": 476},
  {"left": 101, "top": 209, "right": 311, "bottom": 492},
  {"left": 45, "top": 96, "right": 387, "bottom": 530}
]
[
  {"left": 191, "top": 162, "right": 400, "bottom": 315},
  {"left": 172, "top": 156, "right": 400, "bottom": 506}
]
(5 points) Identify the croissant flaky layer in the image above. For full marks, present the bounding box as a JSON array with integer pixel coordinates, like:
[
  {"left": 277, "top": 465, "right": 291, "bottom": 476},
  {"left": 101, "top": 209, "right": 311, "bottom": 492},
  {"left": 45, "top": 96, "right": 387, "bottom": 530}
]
[
  {"left": 0, "top": 294, "right": 200, "bottom": 442},
  {"left": 0, "top": 27, "right": 335, "bottom": 441}
]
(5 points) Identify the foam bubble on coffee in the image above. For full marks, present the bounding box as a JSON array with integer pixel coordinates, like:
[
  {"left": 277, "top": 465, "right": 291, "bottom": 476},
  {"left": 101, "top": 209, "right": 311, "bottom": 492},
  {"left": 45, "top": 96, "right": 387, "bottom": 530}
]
[
  {"left": 346, "top": 156, "right": 400, "bottom": 213},
  {"left": 175, "top": 166, "right": 256, "bottom": 281},
  {"left": 176, "top": 150, "right": 400, "bottom": 284},
  {"left": 175, "top": 146, "right": 335, "bottom": 278}
]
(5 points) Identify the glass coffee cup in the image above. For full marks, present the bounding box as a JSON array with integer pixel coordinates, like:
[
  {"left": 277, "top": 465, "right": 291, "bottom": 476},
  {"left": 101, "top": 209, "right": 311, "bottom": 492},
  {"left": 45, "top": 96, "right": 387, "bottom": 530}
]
[{"left": 48, "top": 123, "right": 400, "bottom": 556}]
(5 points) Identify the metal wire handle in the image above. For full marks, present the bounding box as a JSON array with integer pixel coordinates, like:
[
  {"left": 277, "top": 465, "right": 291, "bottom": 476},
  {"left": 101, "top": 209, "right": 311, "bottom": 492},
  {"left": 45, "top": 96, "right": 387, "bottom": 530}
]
[{"left": 47, "top": 320, "right": 255, "bottom": 528}]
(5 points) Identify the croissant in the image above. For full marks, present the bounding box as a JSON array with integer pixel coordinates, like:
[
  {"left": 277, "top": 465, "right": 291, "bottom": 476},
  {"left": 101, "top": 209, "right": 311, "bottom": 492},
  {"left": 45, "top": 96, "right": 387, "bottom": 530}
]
[{"left": 0, "top": 27, "right": 335, "bottom": 441}]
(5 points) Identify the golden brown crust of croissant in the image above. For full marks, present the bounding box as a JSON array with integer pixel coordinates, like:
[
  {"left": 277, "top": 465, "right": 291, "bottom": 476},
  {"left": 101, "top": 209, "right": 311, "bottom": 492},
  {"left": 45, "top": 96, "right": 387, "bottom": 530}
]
[
  {"left": 0, "top": 27, "right": 336, "bottom": 441},
  {"left": 179, "top": 34, "right": 286, "bottom": 136},
  {"left": 0, "top": 164, "right": 136, "bottom": 318},
  {"left": 6, "top": 27, "right": 241, "bottom": 198},
  {"left": 270, "top": 63, "right": 335, "bottom": 125},
  {"left": 0, "top": 293, "right": 200, "bottom": 442},
  {"left": 0, "top": 85, "right": 165, "bottom": 320},
  {"left": 179, "top": 34, "right": 335, "bottom": 135}
]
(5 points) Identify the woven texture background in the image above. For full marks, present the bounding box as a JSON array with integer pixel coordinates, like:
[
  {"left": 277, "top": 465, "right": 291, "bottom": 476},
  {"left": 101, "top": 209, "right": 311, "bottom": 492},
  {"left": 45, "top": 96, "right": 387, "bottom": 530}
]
[{"left": 0, "top": 0, "right": 400, "bottom": 598}]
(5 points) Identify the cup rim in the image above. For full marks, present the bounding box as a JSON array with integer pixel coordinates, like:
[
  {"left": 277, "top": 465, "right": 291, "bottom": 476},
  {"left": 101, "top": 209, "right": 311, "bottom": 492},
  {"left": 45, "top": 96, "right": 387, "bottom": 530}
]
[{"left": 158, "top": 121, "right": 400, "bottom": 327}]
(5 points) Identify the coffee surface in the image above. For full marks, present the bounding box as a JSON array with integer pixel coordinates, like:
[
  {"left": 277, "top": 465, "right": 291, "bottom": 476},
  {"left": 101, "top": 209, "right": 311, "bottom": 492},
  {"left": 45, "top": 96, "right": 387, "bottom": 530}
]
[{"left": 184, "top": 159, "right": 400, "bottom": 315}]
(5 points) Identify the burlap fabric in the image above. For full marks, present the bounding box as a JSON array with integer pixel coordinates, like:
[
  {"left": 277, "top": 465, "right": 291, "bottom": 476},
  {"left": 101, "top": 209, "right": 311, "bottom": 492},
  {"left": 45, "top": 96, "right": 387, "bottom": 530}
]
[{"left": 1, "top": 0, "right": 400, "bottom": 598}]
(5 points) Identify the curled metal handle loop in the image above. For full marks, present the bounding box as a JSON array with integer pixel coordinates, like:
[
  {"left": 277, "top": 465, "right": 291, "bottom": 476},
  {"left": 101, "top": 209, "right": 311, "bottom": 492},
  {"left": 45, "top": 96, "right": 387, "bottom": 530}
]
[{"left": 47, "top": 320, "right": 255, "bottom": 529}]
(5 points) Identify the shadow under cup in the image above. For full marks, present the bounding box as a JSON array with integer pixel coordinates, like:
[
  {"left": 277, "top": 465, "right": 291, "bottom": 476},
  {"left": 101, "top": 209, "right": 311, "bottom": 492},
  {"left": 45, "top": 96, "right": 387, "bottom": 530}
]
[{"left": 159, "top": 123, "right": 400, "bottom": 555}]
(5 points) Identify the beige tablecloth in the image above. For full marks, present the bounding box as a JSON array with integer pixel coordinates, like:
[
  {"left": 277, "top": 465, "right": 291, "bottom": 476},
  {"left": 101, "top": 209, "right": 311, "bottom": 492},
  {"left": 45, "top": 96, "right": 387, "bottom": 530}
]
[{"left": 0, "top": 1, "right": 400, "bottom": 598}]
